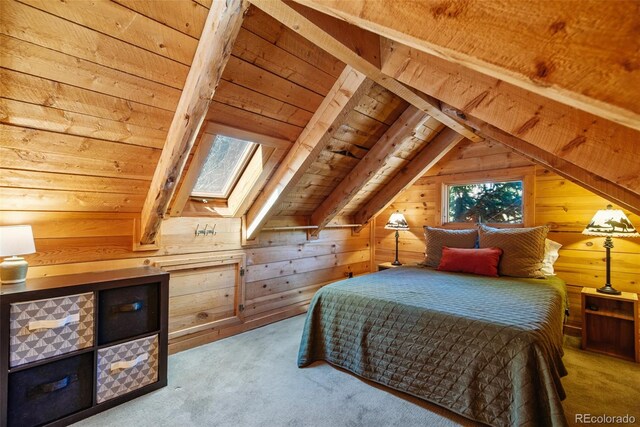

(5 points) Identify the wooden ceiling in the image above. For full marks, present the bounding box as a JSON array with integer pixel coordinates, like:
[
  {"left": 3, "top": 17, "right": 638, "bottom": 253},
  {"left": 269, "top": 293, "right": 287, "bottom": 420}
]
[{"left": 1, "top": 0, "right": 638, "bottom": 245}]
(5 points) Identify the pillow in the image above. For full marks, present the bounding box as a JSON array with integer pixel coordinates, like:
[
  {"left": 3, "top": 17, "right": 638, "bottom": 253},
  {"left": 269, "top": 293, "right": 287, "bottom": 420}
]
[
  {"left": 437, "top": 247, "right": 503, "bottom": 277},
  {"left": 541, "top": 238, "right": 562, "bottom": 275},
  {"left": 477, "top": 224, "right": 549, "bottom": 278},
  {"left": 423, "top": 226, "right": 478, "bottom": 267}
]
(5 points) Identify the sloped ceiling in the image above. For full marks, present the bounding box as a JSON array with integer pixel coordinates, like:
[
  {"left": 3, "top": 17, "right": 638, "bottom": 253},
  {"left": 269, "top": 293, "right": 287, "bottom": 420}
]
[{"left": 1, "top": 0, "right": 638, "bottom": 244}]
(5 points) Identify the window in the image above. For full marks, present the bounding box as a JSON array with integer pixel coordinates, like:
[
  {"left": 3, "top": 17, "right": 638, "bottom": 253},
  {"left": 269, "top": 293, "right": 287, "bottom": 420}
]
[
  {"left": 445, "top": 180, "right": 523, "bottom": 224},
  {"left": 191, "top": 135, "right": 257, "bottom": 199}
]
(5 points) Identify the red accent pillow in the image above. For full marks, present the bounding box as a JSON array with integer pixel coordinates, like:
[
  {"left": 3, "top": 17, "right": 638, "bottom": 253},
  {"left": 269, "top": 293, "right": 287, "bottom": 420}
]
[{"left": 437, "top": 246, "right": 503, "bottom": 277}]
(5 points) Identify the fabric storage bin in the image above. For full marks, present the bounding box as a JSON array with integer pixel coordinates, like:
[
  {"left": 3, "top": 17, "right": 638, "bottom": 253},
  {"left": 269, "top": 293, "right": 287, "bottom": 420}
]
[
  {"left": 98, "top": 283, "right": 159, "bottom": 345},
  {"left": 7, "top": 352, "right": 94, "bottom": 427},
  {"left": 96, "top": 334, "right": 159, "bottom": 403},
  {"left": 9, "top": 292, "right": 94, "bottom": 367}
]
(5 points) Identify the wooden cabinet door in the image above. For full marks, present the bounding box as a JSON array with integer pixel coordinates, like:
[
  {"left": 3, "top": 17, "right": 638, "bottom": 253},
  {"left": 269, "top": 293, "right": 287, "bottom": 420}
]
[{"left": 155, "top": 254, "right": 245, "bottom": 341}]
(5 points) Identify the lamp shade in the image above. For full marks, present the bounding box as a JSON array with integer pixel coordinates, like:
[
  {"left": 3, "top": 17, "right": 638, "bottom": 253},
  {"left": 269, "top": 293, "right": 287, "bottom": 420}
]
[
  {"left": 582, "top": 205, "right": 639, "bottom": 238},
  {"left": 0, "top": 225, "right": 36, "bottom": 257},
  {"left": 385, "top": 212, "right": 409, "bottom": 230}
]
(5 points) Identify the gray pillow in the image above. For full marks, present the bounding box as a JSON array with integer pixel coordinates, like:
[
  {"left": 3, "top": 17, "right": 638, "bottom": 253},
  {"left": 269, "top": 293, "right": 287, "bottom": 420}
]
[
  {"left": 478, "top": 224, "right": 549, "bottom": 278},
  {"left": 423, "top": 226, "right": 478, "bottom": 268}
]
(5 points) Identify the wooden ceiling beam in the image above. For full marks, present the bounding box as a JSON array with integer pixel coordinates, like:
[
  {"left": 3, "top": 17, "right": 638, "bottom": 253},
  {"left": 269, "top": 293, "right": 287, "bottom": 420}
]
[
  {"left": 245, "top": 65, "right": 373, "bottom": 240},
  {"left": 440, "top": 105, "right": 640, "bottom": 216},
  {"left": 310, "top": 105, "right": 429, "bottom": 235},
  {"left": 249, "top": 0, "right": 481, "bottom": 142},
  {"left": 291, "top": 0, "right": 639, "bottom": 131},
  {"left": 138, "top": 0, "right": 248, "bottom": 246},
  {"left": 354, "top": 128, "right": 465, "bottom": 228},
  {"left": 382, "top": 41, "right": 640, "bottom": 198}
]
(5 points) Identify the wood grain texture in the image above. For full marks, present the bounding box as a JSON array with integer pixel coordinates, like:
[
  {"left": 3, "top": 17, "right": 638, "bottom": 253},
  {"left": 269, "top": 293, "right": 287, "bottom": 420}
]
[
  {"left": 355, "top": 128, "right": 465, "bottom": 226},
  {"left": 214, "top": 79, "right": 313, "bottom": 127},
  {"left": 19, "top": 0, "right": 199, "bottom": 65},
  {"left": 206, "top": 101, "right": 303, "bottom": 142},
  {"left": 242, "top": 6, "right": 345, "bottom": 78},
  {"left": 0, "top": 124, "right": 160, "bottom": 180},
  {"left": 311, "top": 106, "right": 429, "bottom": 232},
  {"left": 139, "top": 0, "right": 249, "bottom": 245},
  {"left": 222, "top": 56, "right": 325, "bottom": 113},
  {"left": 1, "top": 0, "right": 189, "bottom": 89},
  {"left": 249, "top": 0, "right": 480, "bottom": 141},
  {"left": 444, "top": 107, "right": 640, "bottom": 216},
  {"left": 293, "top": 0, "right": 640, "bottom": 130},
  {"left": 0, "top": 99, "right": 166, "bottom": 149},
  {"left": 0, "top": 68, "right": 173, "bottom": 131},
  {"left": 245, "top": 66, "right": 372, "bottom": 239},
  {"left": 0, "top": 34, "right": 181, "bottom": 111},
  {"left": 112, "top": 0, "right": 208, "bottom": 39},
  {"left": 382, "top": 41, "right": 640, "bottom": 196},
  {"left": 232, "top": 27, "right": 335, "bottom": 95}
]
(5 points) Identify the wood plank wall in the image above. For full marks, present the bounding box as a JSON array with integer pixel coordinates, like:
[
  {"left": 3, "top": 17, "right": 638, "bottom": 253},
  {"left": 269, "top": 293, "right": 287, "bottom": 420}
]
[
  {"left": 374, "top": 139, "right": 640, "bottom": 334},
  {"left": 0, "top": 212, "right": 370, "bottom": 353}
]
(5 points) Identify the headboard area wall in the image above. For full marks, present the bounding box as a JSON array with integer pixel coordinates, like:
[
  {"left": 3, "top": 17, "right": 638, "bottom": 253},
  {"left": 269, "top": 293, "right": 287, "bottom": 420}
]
[{"left": 374, "top": 138, "right": 640, "bottom": 335}]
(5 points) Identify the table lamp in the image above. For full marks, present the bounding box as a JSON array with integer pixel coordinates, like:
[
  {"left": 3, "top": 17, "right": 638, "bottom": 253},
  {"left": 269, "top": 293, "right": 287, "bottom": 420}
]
[
  {"left": 0, "top": 225, "right": 36, "bottom": 285},
  {"left": 582, "top": 205, "right": 639, "bottom": 295},
  {"left": 385, "top": 211, "right": 410, "bottom": 266}
]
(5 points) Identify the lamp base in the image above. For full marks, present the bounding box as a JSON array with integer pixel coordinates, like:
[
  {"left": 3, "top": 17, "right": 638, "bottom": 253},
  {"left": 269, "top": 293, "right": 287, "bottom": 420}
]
[
  {"left": 1, "top": 256, "right": 29, "bottom": 284},
  {"left": 391, "top": 260, "right": 402, "bottom": 266},
  {"left": 596, "top": 284, "right": 622, "bottom": 295}
]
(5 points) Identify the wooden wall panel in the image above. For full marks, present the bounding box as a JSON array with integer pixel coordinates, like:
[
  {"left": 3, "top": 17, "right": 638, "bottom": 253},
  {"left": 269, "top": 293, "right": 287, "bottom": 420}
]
[
  {"left": 374, "top": 139, "right": 640, "bottom": 334},
  {"left": 1, "top": 0, "right": 204, "bottom": 219},
  {"left": 20, "top": 0, "right": 199, "bottom": 65},
  {"left": 0, "top": 211, "right": 371, "bottom": 353},
  {"left": 0, "top": 35, "right": 181, "bottom": 110},
  {"left": 1, "top": 1, "right": 189, "bottom": 89},
  {"left": 111, "top": 0, "right": 208, "bottom": 39}
]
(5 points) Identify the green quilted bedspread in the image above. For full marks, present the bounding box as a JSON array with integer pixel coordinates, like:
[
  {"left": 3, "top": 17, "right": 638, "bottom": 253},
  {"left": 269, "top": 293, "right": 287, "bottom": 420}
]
[{"left": 298, "top": 266, "right": 568, "bottom": 427}]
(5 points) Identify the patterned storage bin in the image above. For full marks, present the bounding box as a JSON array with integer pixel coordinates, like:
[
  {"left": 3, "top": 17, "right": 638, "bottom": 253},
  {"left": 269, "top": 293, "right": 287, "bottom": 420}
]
[
  {"left": 9, "top": 292, "right": 94, "bottom": 367},
  {"left": 96, "top": 334, "right": 159, "bottom": 403}
]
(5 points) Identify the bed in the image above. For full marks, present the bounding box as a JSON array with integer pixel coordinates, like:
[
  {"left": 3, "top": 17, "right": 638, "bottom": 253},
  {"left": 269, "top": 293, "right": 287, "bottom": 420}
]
[{"left": 298, "top": 266, "right": 568, "bottom": 427}]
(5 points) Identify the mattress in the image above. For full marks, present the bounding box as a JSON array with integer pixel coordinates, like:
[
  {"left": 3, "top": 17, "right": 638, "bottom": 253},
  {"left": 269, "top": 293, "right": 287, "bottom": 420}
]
[{"left": 298, "top": 266, "right": 568, "bottom": 426}]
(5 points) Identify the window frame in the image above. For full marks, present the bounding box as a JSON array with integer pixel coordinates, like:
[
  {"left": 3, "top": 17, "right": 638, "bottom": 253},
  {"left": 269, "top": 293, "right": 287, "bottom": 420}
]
[
  {"left": 435, "top": 167, "right": 535, "bottom": 228},
  {"left": 168, "top": 123, "right": 290, "bottom": 218},
  {"left": 190, "top": 136, "right": 258, "bottom": 201}
]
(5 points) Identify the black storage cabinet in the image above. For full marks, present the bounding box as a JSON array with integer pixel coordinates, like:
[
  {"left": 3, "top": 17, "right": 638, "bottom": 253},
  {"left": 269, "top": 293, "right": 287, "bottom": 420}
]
[{"left": 0, "top": 267, "right": 169, "bottom": 427}]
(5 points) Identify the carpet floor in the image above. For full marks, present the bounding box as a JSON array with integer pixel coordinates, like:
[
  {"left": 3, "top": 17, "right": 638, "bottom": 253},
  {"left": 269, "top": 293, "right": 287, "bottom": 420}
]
[{"left": 75, "top": 315, "right": 640, "bottom": 427}]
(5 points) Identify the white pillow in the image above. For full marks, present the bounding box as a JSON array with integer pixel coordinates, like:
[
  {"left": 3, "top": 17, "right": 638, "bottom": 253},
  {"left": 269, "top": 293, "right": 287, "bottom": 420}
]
[{"left": 541, "top": 238, "right": 562, "bottom": 275}]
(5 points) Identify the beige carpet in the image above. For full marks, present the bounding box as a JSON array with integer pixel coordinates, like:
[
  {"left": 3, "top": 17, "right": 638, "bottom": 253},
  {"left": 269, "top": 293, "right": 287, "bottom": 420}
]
[
  {"left": 76, "top": 315, "right": 640, "bottom": 427},
  {"left": 561, "top": 336, "right": 639, "bottom": 426}
]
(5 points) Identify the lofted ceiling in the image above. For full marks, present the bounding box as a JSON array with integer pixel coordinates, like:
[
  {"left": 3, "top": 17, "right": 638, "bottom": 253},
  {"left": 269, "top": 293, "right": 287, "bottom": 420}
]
[{"left": 1, "top": 0, "right": 638, "bottom": 246}]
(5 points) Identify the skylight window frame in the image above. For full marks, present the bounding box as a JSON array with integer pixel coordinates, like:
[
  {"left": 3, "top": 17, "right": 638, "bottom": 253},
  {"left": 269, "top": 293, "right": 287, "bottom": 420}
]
[
  {"left": 168, "top": 123, "right": 291, "bottom": 219},
  {"left": 190, "top": 135, "right": 258, "bottom": 201}
]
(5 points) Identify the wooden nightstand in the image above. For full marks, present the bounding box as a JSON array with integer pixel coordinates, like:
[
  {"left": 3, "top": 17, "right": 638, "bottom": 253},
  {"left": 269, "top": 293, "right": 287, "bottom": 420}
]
[
  {"left": 378, "top": 262, "right": 402, "bottom": 271},
  {"left": 581, "top": 287, "right": 639, "bottom": 362}
]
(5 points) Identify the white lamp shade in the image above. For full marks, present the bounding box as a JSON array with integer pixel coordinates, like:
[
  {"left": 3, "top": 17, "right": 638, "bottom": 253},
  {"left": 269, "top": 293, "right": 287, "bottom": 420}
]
[
  {"left": 385, "top": 212, "right": 410, "bottom": 230},
  {"left": 582, "top": 205, "right": 640, "bottom": 238},
  {"left": 0, "top": 225, "right": 36, "bottom": 257}
]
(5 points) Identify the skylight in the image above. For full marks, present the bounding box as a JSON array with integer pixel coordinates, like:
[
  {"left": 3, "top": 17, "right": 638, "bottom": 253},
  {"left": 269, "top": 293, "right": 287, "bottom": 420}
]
[{"left": 192, "top": 135, "right": 257, "bottom": 199}]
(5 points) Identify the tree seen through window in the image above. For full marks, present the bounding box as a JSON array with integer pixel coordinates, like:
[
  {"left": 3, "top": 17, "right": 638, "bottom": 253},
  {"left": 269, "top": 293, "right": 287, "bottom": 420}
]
[{"left": 447, "top": 181, "right": 523, "bottom": 224}]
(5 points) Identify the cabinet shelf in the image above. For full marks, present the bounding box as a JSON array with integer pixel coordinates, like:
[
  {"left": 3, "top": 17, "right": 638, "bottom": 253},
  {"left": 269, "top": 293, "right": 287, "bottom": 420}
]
[
  {"left": 1, "top": 267, "right": 169, "bottom": 427},
  {"left": 581, "top": 287, "right": 639, "bottom": 363},
  {"left": 584, "top": 309, "right": 634, "bottom": 321}
]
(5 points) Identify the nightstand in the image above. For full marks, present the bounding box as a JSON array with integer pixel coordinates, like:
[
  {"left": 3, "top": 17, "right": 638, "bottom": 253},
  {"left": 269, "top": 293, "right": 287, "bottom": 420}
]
[
  {"left": 581, "top": 287, "right": 639, "bottom": 362},
  {"left": 378, "top": 262, "right": 402, "bottom": 271}
]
